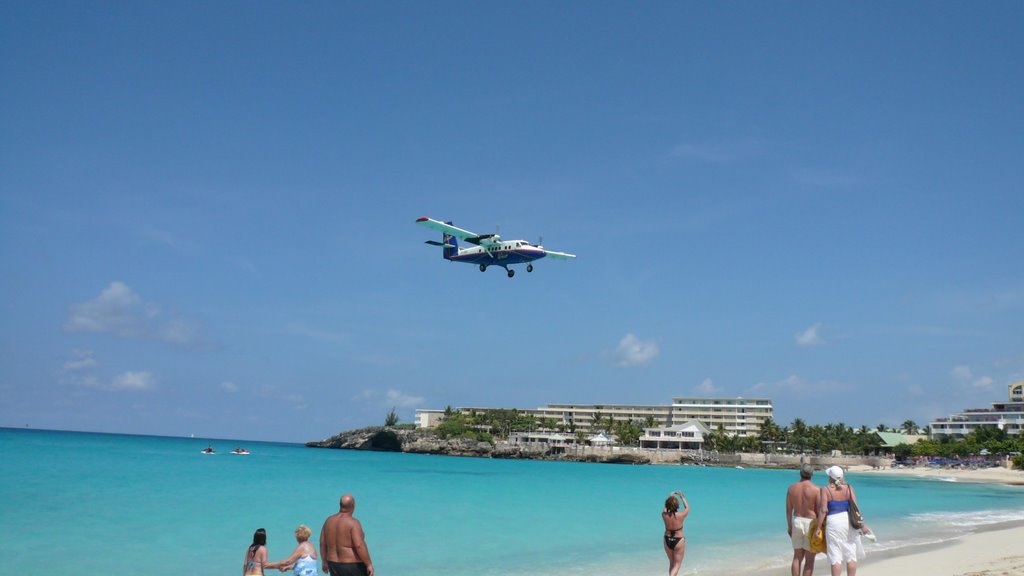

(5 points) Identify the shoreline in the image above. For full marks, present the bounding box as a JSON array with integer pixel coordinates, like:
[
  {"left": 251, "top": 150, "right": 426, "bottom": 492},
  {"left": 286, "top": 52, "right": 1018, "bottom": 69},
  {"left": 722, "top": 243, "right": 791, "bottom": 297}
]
[
  {"left": 849, "top": 463, "right": 1024, "bottom": 486},
  {"left": 750, "top": 520, "right": 1024, "bottom": 575}
]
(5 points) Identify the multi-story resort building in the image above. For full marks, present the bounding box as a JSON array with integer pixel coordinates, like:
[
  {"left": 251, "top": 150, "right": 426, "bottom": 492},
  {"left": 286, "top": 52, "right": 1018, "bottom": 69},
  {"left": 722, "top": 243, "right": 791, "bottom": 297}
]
[
  {"left": 417, "top": 396, "right": 773, "bottom": 438},
  {"left": 523, "top": 403, "right": 672, "bottom": 432},
  {"left": 928, "top": 382, "right": 1024, "bottom": 439},
  {"left": 669, "top": 396, "right": 773, "bottom": 437},
  {"left": 415, "top": 409, "right": 445, "bottom": 429}
]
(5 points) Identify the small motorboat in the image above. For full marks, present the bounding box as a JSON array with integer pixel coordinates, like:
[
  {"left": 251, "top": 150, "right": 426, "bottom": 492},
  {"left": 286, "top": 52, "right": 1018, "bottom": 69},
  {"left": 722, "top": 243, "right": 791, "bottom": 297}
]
[
  {"left": 201, "top": 446, "right": 216, "bottom": 454},
  {"left": 230, "top": 447, "right": 250, "bottom": 455}
]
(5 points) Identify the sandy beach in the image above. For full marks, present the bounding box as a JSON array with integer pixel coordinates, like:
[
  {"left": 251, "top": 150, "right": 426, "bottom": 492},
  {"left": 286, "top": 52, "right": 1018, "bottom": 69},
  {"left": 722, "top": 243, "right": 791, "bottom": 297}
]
[
  {"left": 749, "top": 465, "right": 1024, "bottom": 576},
  {"left": 859, "top": 522, "right": 1024, "bottom": 575},
  {"left": 853, "top": 466, "right": 1024, "bottom": 574},
  {"left": 851, "top": 464, "right": 1024, "bottom": 485},
  {"left": 751, "top": 522, "right": 1024, "bottom": 576}
]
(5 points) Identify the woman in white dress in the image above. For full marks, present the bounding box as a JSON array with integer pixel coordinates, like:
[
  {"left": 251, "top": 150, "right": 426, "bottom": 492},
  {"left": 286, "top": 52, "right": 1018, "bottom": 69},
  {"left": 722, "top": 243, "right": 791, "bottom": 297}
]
[{"left": 814, "top": 466, "right": 869, "bottom": 576}]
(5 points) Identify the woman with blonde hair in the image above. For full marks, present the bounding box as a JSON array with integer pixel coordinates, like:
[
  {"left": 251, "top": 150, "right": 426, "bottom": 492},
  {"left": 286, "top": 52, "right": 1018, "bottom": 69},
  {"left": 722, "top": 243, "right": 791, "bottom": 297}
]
[
  {"left": 266, "top": 524, "right": 319, "bottom": 576},
  {"left": 815, "top": 466, "right": 870, "bottom": 576}
]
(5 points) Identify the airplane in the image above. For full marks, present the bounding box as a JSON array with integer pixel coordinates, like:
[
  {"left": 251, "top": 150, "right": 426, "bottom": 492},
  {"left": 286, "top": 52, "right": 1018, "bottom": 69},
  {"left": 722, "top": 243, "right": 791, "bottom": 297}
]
[{"left": 415, "top": 216, "right": 576, "bottom": 278}]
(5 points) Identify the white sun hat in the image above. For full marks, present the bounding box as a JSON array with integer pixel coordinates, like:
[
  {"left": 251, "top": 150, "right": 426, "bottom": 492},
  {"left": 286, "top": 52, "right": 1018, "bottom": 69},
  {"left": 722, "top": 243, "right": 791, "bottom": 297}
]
[{"left": 826, "top": 465, "right": 845, "bottom": 482}]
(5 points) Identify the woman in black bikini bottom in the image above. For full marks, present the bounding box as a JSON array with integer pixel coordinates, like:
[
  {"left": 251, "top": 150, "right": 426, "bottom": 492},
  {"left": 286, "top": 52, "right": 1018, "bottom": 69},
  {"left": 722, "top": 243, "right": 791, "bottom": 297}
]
[{"left": 661, "top": 490, "right": 689, "bottom": 576}]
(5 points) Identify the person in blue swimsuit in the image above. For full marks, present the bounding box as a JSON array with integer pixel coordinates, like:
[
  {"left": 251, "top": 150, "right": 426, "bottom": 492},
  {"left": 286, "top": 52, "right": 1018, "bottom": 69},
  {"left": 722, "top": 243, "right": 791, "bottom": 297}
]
[
  {"left": 266, "top": 524, "right": 319, "bottom": 576},
  {"left": 661, "top": 490, "right": 690, "bottom": 576}
]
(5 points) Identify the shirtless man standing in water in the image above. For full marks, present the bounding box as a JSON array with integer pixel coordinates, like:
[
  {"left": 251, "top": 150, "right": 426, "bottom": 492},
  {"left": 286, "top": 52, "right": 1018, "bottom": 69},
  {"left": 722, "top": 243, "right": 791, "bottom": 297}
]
[
  {"left": 321, "top": 494, "right": 374, "bottom": 576},
  {"left": 786, "top": 465, "right": 820, "bottom": 576}
]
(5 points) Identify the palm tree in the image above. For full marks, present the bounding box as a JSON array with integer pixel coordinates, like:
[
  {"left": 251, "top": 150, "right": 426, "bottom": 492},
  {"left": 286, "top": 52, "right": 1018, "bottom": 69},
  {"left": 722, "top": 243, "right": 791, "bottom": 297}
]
[
  {"left": 613, "top": 420, "right": 642, "bottom": 446},
  {"left": 901, "top": 420, "right": 919, "bottom": 435},
  {"left": 789, "top": 418, "right": 808, "bottom": 452},
  {"left": 384, "top": 407, "right": 399, "bottom": 427},
  {"left": 759, "top": 417, "right": 785, "bottom": 451}
]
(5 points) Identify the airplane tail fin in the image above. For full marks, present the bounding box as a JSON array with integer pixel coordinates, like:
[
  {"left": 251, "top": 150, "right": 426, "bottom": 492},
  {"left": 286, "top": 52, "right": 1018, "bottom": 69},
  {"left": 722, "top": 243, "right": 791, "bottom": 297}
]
[
  {"left": 424, "top": 221, "right": 458, "bottom": 260},
  {"left": 442, "top": 231, "right": 457, "bottom": 260}
]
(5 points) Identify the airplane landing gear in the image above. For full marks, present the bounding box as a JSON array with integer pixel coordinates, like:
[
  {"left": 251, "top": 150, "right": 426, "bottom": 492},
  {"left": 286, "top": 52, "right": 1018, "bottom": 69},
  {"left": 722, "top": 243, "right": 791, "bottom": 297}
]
[
  {"left": 527, "top": 264, "right": 534, "bottom": 273},
  {"left": 507, "top": 268, "right": 515, "bottom": 278},
  {"left": 479, "top": 264, "right": 487, "bottom": 272}
]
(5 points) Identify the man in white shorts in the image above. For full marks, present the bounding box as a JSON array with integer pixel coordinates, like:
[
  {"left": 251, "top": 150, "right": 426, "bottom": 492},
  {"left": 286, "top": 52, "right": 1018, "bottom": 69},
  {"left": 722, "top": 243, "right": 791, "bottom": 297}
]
[{"left": 786, "top": 464, "right": 820, "bottom": 576}]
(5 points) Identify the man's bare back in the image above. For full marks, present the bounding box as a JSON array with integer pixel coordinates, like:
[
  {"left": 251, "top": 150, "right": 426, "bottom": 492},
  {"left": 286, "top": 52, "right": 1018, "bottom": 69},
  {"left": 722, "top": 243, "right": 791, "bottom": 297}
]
[
  {"left": 787, "top": 479, "right": 820, "bottom": 519},
  {"left": 786, "top": 466, "right": 820, "bottom": 576},
  {"left": 321, "top": 494, "right": 374, "bottom": 576}
]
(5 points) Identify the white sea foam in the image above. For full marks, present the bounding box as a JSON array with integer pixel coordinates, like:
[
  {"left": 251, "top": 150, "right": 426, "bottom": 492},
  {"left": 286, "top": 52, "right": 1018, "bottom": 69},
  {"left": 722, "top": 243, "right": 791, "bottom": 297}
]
[{"left": 908, "top": 508, "right": 1024, "bottom": 528}]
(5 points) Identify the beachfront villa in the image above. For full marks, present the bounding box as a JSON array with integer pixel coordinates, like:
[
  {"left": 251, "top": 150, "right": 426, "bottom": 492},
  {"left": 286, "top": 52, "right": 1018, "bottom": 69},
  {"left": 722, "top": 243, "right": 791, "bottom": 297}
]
[
  {"left": 639, "top": 420, "right": 711, "bottom": 450},
  {"left": 927, "top": 382, "right": 1024, "bottom": 439},
  {"left": 416, "top": 395, "right": 773, "bottom": 438},
  {"left": 873, "top": 431, "right": 926, "bottom": 454},
  {"left": 507, "top": 421, "right": 712, "bottom": 452},
  {"left": 506, "top": 431, "right": 616, "bottom": 451}
]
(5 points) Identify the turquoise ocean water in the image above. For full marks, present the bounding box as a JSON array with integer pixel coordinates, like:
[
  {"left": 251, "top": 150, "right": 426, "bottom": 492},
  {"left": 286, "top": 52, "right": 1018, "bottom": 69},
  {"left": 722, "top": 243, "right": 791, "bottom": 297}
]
[{"left": 3, "top": 428, "right": 1023, "bottom": 575}]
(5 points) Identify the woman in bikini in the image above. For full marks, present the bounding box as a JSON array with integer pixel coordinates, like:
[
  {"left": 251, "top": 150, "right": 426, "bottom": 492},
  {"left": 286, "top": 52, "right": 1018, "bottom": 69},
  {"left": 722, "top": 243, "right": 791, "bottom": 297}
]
[
  {"left": 661, "top": 490, "right": 690, "bottom": 576},
  {"left": 243, "top": 528, "right": 268, "bottom": 576}
]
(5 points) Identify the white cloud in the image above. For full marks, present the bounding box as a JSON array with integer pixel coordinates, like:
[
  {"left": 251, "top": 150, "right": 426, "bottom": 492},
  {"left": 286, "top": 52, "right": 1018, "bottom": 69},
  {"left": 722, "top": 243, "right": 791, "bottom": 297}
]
[
  {"left": 951, "top": 365, "right": 973, "bottom": 382},
  {"left": 56, "top": 350, "right": 155, "bottom": 392},
  {"left": 64, "top": 282, "right": 202, "bottom": 346},
  {"left": 951, "top": 365, "right": 993, "bottom": 388},
  {"left": 57, "top": 349, "right": 100, "bottom": 388},
  {"left": 61, "top": 349, "right": 97, "bottom": 373},
  {"left": 386, "top": 389, "right": 425, "bottom": 408},
  {"left": 795, "top": 323, "right": 825, "bottom": 347},
  {"left": 695, "top": 378, "right": 721, "bottom": 395},
  {"left": 221, "top": 381, "right": 239, "bottom": 393},
  {"left": 352, "top": 389, "right": 424, "bottom": 409},
  {"left": 65, "top": 282, "right": 150, "bottom": 336},
  {"left": 612, "top": 333, "right": 660, "bottom": 367},
  {"left": 972, "top": 376, "right": 994, "bottom": 388},
  {"left": 157, "top": 318, "right": 202, "bottom": 345},
  {"left": 353, "top": 390, "right": 376, "bottom": 402},
  {"left": 110, "top": 371, "right": 156, "bottom": 391},
  {"left": 748, "top": 374, "right": 844, "bottom": 395}
]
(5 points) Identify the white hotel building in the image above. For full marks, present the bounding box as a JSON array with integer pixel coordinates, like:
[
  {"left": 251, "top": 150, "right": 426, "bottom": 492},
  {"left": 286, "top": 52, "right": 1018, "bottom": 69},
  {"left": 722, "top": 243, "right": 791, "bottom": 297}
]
[
  {"left": 928, "top": 382, "right": 1024, "bottom": 439},
  {"left": 420, "top": 396, "right": 773, "bottom": 438}
]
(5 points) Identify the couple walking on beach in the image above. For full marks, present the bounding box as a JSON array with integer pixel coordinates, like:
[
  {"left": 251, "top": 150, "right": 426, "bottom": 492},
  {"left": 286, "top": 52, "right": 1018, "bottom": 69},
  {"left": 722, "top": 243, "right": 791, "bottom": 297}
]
[
  {"left": 787, "top": 465, "right": 872, "bottom": 576},
  {"left": 244, "top": 493, "right": 374, "bottom": 576}
]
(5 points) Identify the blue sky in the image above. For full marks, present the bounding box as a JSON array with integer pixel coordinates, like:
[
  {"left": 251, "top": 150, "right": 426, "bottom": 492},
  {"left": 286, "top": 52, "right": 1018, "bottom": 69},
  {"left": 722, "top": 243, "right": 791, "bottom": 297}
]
[{"left": 2, "top": 2, "right": 1022, "bottom": 443}]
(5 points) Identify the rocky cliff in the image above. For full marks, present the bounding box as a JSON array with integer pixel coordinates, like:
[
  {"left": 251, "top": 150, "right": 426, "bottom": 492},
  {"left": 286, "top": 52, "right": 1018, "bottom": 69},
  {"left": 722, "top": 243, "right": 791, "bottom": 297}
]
[
  {"left": 305, "top": 427, "right": 652, "bottom": 464},
  {"left": 305, "top": 427, "right": 494, "bottom": 457}
]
